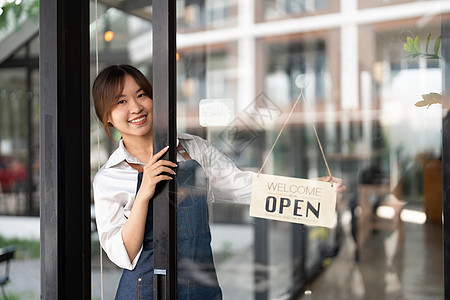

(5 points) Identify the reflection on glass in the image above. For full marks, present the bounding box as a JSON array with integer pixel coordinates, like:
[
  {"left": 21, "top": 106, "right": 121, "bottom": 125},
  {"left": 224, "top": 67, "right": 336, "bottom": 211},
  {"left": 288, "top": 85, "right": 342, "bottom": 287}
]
[
  {"left": 87, "top": 0, "right": 445, "bottom": 299},
  {"left": 262, "top": 0, "right": 331, "bottom": 20},
  {"left": 0, "top": 24, "right": 40, "bottom": 298},
  {"left": 177, "top": 1, "right": 444, "bottom": 299},
  {"left": 0, "top": 65, "right": 39, "bottom": 216},
  {"left": 177, "top": 0, "right": 238, "bottom": 31},
  {"left": 89, "top": 2, "right": 155, "bottom": 299}
]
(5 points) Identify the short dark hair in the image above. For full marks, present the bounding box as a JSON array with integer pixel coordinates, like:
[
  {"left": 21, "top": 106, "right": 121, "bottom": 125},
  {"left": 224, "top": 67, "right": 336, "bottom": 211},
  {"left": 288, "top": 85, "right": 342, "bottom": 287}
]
[{"left": 92, "top": 64, "right": 153, "bottom": 140}]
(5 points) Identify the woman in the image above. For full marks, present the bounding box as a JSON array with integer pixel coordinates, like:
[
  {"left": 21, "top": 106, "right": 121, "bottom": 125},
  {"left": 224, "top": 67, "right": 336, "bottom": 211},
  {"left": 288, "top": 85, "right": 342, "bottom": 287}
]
[
  {"left": 92, "top": 64, "right": 257, "bottom": 299},
  {"left": 92, "top": 64, "right": 344, "bottom": 299}
]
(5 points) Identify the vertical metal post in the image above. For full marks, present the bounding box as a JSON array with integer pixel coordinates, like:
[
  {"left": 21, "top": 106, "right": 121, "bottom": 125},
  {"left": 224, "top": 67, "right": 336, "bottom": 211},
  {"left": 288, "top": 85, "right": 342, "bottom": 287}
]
[
  {"left": 254, "top": 218, "right": 269, "bottom": 300},
  {"left": 26, "top": 45, "right": 34, "bottom": 215},
  {"left": 254, "top": 135, "right": 268, "bottom": 300},
  {"left": 441, "top": 19, "right": 450, "bottom": 300},
  {"left": 39, "top": 0, "right": 91, "bottom": 298},
  {"left": 152, "top": 0, "right": 178, "bottom": 299},
  {"left": 292, "top": 223, "right": 306, "bottom": 294},
  {"left": 295, "top": 126, "right": 308, "bottom": 294}
]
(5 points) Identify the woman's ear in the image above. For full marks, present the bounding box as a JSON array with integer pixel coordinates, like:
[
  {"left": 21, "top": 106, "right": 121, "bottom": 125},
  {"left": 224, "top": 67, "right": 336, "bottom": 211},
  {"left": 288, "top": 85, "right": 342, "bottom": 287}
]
[{"left": 106, "top": 114, "right": 113, "bottom": 126}]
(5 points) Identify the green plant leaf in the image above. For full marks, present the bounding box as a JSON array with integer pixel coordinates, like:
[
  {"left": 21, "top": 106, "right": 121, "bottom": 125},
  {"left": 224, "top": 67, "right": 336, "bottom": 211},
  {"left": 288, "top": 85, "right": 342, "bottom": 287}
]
[
  {"left": 425, "top": 54, "right": 439, "bottom": 59},
  {"left": 414, "top": 36, "right": 421, "bottom": 52},
  {"left": 434, "top": 35, "right": 441, "bottom": 56},
  {"left": 407, "top": 36, "right": 415, "bottom": 49},
  {"left": 425, "top": 34, "right": 431, "bottom": 53},
  {"left": 403, "top": 43, "right": 414, "bottom": 52},
  {"left": 415, "top": 92, "right": 442, "bottom": 108},
  {"left": 0, "top": 0, "right": 40, "bottom": 33},
  {"left": 26, "top": 0, "right": 39, "bottom": 23},
  {"left": 13, "top": 2, "right": 23, "bottom": 21}
]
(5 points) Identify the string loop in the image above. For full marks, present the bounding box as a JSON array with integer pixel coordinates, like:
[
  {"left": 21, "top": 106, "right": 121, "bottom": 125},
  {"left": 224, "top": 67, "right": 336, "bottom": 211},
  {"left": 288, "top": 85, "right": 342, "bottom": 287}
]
[{"left": 257, "top": 87, "right": 334, "bottom": 185}]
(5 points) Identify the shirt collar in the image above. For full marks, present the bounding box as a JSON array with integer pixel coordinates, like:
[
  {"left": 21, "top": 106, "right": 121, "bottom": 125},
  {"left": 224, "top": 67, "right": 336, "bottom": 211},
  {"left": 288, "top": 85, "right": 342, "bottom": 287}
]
[
  {"left": 104, "top": 134, "right": 194, "bottom": 169},
  {"left": 104, "top": 139, "right": 141, "bottom": 169}
]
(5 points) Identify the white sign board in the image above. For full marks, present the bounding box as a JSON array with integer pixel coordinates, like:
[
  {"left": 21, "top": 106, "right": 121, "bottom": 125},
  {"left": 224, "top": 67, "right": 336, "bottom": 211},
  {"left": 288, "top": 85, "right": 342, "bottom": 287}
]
[
  {"left": 199, "top": 98, "right": 234, "bottom": 127},
  {"left": 250, "top": 173, "right": 337, "bottom": 227}
]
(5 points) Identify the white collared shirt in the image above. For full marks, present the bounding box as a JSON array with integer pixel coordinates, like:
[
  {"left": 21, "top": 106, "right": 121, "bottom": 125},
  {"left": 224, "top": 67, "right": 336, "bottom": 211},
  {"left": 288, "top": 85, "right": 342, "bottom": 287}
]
[{"left": 93, "top": 133, "right": 253, "bottom": 270}]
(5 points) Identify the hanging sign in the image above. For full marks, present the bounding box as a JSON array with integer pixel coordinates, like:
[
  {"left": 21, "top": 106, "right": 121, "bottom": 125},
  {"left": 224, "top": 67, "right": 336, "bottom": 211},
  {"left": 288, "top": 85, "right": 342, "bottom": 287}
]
[{"left": 249, "top": 173, "right": 337, "bottom": 227}]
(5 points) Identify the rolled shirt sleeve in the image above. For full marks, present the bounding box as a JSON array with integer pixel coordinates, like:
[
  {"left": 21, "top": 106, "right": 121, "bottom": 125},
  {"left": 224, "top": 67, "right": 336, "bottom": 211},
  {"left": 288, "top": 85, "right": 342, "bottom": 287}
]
[
  {"left": 179, "top": 134, "right": 254, "bottom": 205},
  {"left": 93, "top": 167, "right": 143, "bottom": 270}
]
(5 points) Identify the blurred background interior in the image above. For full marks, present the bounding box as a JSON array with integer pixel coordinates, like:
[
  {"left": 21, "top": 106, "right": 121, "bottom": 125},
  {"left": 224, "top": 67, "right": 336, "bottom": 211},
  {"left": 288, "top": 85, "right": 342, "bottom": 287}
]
[{"left": 0, "top": 0, "right": 447, "bottom": 299}]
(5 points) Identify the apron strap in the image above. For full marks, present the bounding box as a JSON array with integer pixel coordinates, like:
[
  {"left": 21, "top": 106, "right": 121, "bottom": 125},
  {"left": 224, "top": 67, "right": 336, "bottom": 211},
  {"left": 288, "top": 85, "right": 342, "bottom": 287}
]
[{"left": 177, "top": 144, "right": 192, "bottom": 161}]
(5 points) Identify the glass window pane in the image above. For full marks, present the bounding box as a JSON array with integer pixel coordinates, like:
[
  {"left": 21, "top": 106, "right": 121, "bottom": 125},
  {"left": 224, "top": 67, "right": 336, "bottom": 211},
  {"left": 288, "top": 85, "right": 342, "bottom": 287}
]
[
  {"left": 89, "top": 1, "right": 154, "bottom": 299},
  {"left": 88, "top": 0, "right": 446, "bottom": 299},
  {"left": 0, "top": 65, "right": 40, "bottom": 298},
  {"left": 176, "top": 0, "right": 445, "bottom": 299}
]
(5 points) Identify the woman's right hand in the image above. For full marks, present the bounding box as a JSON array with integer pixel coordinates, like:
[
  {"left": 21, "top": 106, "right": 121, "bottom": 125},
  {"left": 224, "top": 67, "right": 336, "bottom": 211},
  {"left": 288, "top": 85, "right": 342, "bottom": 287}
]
[
  {"left": 122, "top": 146, "right": 177, "bottom": 263},
  {"left": 138, "top": 146, "right": 177, "bottom": 201}
]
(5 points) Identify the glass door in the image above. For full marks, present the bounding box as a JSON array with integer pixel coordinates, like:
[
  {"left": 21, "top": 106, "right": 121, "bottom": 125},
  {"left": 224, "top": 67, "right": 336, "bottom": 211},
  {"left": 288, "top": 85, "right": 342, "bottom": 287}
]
[
  {"left": 175, "top": 0, "right": 446, "bottom": 299},
  {"left": 88, "top": 1, "right": 157, "bottom": 299},
  {"left": 175, "top": 1, "right": 336, "bottom": 298},
  {"left": 89, "top": 0, "right": 447, "bottom": 299}
]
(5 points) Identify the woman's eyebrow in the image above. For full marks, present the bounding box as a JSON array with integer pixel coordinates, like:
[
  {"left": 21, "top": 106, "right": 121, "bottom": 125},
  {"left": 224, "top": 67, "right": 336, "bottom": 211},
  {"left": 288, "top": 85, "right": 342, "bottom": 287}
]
[{"left": 115, "top": 88, "right": 143, "bottom": 99}]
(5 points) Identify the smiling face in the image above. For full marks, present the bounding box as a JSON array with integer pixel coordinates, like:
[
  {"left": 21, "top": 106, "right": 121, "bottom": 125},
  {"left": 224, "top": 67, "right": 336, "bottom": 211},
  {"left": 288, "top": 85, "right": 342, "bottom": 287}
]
[
  {"left": 108, "top": 75, "right": 153, "bottom": 142},
  {"left": 92, "top": 64, "right": 154, "bottom": 141}
]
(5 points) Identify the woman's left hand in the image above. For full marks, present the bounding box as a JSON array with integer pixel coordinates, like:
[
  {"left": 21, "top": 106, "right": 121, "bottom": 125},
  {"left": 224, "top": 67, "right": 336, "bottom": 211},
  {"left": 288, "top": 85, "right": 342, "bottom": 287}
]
[{"left": 317, "top": 176, "right": 347, "bottom": 195}]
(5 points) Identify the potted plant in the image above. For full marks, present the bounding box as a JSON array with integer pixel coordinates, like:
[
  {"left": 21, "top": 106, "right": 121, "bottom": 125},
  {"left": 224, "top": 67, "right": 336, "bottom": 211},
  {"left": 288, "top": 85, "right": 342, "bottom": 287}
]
[{"left": 403, "top": 34, "right": 442, "bottom": 222}]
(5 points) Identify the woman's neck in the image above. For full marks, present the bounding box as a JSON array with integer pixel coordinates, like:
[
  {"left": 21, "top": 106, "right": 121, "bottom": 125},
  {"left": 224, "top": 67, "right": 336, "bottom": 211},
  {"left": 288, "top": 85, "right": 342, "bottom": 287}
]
[{"left": 122, "top": 134, "right": 153, "bottom": 164}]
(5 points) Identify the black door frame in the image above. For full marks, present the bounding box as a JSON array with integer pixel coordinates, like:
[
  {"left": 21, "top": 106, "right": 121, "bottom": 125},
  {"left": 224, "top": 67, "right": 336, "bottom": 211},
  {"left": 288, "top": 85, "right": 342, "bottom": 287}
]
[
  {"left": 152, "top": 0, "right": 178, "bottom": 299},
  {"left": 39, "top": 0, "right": 91, "bottom": 298}
]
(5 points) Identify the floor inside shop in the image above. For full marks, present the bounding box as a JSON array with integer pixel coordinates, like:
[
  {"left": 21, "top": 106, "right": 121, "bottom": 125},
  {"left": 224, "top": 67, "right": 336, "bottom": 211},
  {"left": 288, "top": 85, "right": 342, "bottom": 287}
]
[
  {"left": 1, "top": 204, "right": 444, "bottom": 300},
  {"left": 297, "top": 205, "right": 444, "bottom": 300}
]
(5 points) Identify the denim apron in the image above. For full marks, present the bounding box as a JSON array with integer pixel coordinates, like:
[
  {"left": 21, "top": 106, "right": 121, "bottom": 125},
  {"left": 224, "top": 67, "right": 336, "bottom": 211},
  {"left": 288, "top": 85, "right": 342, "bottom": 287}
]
[{"left": 115, "top": 159, "right": 222, "bottom": 299}]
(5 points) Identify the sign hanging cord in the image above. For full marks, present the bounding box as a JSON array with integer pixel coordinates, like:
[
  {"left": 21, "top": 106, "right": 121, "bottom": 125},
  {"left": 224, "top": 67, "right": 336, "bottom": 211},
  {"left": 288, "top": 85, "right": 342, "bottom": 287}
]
[{"left": 257, "top": 88, "right": 333, "bottom": 184}]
